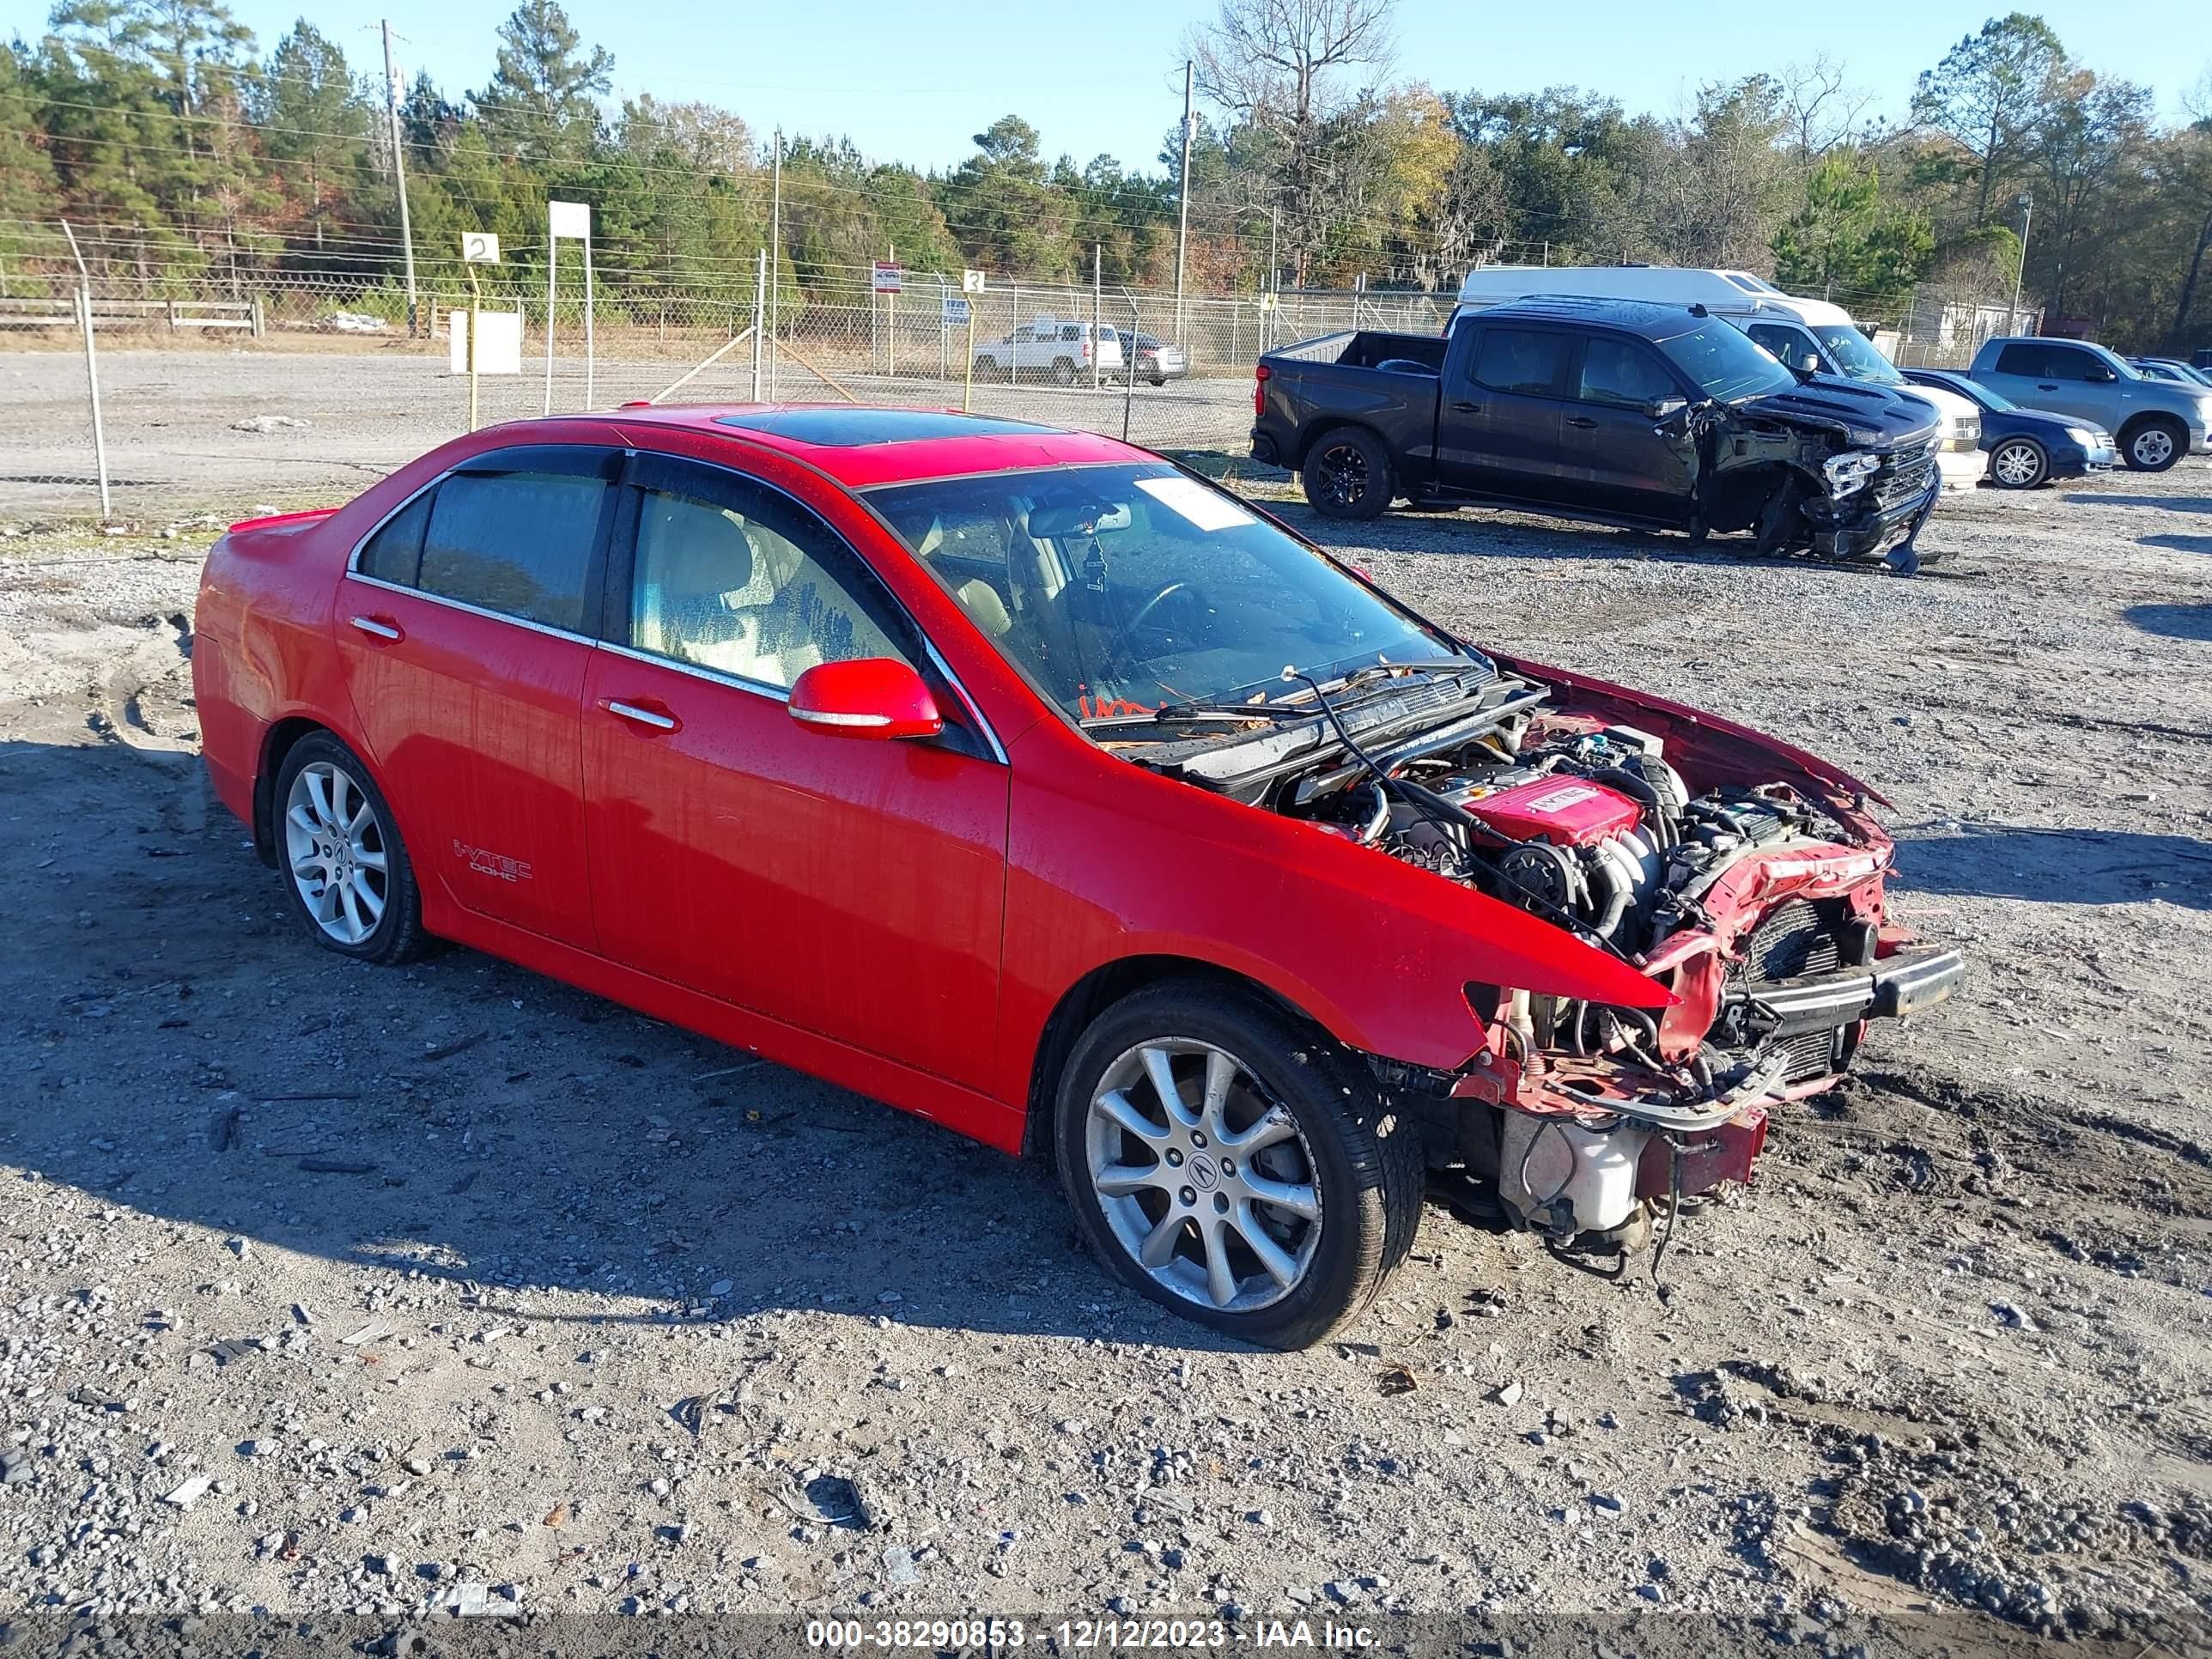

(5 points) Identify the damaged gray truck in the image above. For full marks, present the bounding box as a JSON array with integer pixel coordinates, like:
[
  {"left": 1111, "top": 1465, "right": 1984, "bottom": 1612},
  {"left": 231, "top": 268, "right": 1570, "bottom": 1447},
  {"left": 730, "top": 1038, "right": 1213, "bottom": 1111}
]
[{"left": 1250, "top": 295, "right": 1944, "bottom": 571}]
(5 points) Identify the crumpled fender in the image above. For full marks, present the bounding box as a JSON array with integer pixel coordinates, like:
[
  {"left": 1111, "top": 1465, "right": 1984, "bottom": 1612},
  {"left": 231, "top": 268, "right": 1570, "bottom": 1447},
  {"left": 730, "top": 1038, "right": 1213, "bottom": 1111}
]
[{"left": 996, "top": 726, "right": 1674, "bottom": 1097}]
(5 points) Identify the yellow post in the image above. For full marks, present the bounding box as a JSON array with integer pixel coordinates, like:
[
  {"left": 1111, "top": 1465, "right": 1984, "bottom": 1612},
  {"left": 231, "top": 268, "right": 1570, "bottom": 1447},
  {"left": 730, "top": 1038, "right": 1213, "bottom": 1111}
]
[
  {"left": 465, "top": 264, "right": 482, "bottom": 433},
  {"left": 963, "top": 309, "right": 975, "bottom": 413}
]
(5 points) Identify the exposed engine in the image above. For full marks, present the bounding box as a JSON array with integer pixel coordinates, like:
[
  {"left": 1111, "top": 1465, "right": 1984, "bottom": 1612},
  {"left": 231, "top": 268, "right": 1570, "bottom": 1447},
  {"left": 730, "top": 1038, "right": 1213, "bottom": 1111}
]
[
  {"left": 1290, "top": 699, "right": 1946, "bottom": 1257},
  {"left": 1137, "top": 658, "right": 1964, "bottom": 1266}
]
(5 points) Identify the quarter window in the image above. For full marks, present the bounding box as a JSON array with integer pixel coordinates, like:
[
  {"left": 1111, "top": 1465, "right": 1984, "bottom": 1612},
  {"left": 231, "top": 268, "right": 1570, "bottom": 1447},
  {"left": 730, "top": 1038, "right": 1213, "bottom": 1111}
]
[
  {"left": 356, "top": 490, "right": 431, "bottom": 586},
  {"left": 628, "top": 464, "right": 913, "bottom": 690},
  {"left": 1576, "top": 338, "right": 1679, "bottom": 409},
  {"left": 417, "top": 468, "right": 611, "bottom": 633},
  {"left": 1470, "top": 328, "right": 1571, "bottom": 397}
]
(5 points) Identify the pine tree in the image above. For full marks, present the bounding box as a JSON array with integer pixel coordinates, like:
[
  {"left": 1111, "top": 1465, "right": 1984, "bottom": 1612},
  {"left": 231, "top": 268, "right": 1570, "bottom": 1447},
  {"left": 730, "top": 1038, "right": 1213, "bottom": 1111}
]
[{"left": 475, "top": 0, "right": 611, "bottom": 167}]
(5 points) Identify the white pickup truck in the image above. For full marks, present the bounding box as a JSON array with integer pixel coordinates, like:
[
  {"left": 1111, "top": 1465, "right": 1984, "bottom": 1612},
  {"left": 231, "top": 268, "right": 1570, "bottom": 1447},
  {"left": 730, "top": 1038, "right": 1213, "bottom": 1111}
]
[{"left": 971, "top": 316, "right": 1124, "bottom": 386}]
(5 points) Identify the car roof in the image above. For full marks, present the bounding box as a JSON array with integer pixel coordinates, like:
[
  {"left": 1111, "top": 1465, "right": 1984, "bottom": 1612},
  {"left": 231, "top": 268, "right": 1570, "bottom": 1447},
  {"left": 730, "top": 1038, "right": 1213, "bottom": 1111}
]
[
  {"left": 1471, "top": 295, "right": 1711, "bottom": 342},
  {"left": 580, "top": 403, "right": 1149, "bottom": 489}
]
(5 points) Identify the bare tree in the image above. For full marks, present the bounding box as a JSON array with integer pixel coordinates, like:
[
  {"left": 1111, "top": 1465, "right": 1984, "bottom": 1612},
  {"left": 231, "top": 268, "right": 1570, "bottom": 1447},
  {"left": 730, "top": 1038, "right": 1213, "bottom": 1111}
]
[
  {"left": 1185, "top": 0, "right": 1397, "bottom": 283},
  {"left": 1779, "top": 52, "right": 1874, "bottom": 167}
]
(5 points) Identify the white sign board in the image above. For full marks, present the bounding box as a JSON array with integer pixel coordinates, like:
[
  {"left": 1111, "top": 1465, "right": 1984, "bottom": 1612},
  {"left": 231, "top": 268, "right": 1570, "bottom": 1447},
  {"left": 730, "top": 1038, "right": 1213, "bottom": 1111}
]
[
  {"left": 872, "top": 261, "right": 903, "bottom": 294},
  {"left": 449, "top": 309, "right": 524, "bottom": 374},
  {"left": 943, "top": 296, "right": 971, "bottom": 325},
  {"left": 961, "top": 269, "right": 987, "bottom": 294},
  {"left": 460, "top": 232, "right": 501, "bottom": 264},
  {"left": 548, "top": 200, "right": 591, "bottom": 240}
]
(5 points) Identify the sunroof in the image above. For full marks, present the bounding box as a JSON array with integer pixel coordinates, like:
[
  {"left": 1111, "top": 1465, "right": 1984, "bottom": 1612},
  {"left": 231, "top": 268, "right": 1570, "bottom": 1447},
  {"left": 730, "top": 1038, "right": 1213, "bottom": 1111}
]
[{"left": 713, "top": 409, "right": 1058, "bottom": 447}]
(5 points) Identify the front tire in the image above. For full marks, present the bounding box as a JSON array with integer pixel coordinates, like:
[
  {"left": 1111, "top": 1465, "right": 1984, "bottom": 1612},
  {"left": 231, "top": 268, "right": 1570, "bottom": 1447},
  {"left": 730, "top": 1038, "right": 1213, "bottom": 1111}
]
[
  {"left": 1988, "top": 436, "right": 2049, "bottom": 489},
  {"left": 1300, "top": 426, "right": 1393, "bottom": 520},
  {"left": 273, "top": 732, "right": 426, "bottom": 964},
  {"left": 2122, "top": 417, "right": 2184, "bottom": 472},
  {"left": 1052, "top": 981, "right": 1421, "bottom": 1349}
]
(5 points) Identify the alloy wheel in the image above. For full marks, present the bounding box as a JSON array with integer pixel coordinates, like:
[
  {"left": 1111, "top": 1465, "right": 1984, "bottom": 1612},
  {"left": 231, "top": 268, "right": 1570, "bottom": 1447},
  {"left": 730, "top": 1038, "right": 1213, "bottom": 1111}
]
[
  {"left": 283, "top": 760, "right": 389, "bottom": 945},
  {"left": 1316, "top": 441, "right": 1369, "bottom": 509},
  {"left": 1990, "top": 440, "right": 2043, "bottom": 487},
  {"left": 1084, "top": 1038, "right": 1322, "bottom": 1312}
]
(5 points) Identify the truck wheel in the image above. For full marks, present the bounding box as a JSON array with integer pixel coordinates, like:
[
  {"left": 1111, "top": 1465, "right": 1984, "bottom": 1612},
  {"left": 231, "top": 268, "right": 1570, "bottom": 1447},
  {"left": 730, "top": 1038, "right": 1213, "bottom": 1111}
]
[
  {"left": 2120, "top": 417, "right": 2184, "bottom": 472},
  {"left": 1052, "top": 356, "right": 1078, "bottom": 387},
  {"left": 1301, "top": 428, "right": 1393, "bottom": 520},
  {"left": 974, "top": 355, "right": 1000, "bottom": 380},
  {"left": 1988, "top": 436, "right": 2048, "bottom": 489}
]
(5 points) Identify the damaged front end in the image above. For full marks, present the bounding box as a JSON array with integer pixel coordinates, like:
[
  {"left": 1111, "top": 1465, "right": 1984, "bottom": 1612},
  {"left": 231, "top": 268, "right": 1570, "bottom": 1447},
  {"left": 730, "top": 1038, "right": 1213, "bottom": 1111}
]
[
  {"left": 1146, "top": 654, "right": 1965, "bottom": 1266},
  {"left": 1696, "top": 386, "right": 1943, "bottom": 570}
]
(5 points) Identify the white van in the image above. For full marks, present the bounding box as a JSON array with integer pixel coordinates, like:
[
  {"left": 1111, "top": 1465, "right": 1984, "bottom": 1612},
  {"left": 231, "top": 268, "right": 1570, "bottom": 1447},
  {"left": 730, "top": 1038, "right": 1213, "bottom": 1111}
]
[{"left": 1450, "top": 267, "right": 1983, "bottom": 491}]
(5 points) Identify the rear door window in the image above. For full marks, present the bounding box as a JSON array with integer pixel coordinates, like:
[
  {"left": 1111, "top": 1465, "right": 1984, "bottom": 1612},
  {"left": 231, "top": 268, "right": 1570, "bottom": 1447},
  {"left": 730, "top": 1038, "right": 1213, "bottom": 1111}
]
[
  {"left": 416, "top": 449, "right": 619, "bottom": 634},
  {"left": 1471, "top": 328, "right": 1571, "bottom": 397},
  {"left": 1995, "top": 343, "right": 2057, "bottom": 377}
]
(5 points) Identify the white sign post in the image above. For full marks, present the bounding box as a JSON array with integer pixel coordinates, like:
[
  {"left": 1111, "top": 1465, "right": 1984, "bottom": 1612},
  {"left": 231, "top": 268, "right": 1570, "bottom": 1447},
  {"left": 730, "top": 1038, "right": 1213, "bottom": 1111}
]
[
  {"left": 545, "top": 200, "right": 592, "bottom": 414},
  {"left": 459, "top": 233, "right": 501, "bottom": 431}
]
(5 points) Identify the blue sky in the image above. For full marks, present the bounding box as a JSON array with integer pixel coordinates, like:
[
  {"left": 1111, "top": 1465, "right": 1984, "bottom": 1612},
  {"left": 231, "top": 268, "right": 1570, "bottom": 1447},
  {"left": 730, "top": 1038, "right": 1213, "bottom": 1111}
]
[{"left": 9, "top": 0, "right": 2206, "bottom": 170}]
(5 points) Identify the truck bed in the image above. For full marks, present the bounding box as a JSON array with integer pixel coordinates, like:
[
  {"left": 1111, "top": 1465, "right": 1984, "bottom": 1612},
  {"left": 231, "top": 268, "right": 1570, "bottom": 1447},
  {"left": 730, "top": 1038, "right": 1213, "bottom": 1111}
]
[{"left": 1255, "top": 331, "right": 1448, "bottom": 476}]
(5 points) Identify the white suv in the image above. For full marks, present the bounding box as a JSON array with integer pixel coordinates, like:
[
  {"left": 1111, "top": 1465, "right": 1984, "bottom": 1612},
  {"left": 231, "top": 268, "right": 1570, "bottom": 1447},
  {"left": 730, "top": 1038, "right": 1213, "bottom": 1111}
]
[{"left": 972, "top": 316, "right": 1124, "bottom": 386}]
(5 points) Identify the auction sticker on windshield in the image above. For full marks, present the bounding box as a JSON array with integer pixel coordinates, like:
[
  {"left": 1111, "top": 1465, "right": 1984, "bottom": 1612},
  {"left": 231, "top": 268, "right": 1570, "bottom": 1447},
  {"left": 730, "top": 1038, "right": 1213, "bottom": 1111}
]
[{"left": 1135, "top": 476, "right": 1256, "bottom": 532}]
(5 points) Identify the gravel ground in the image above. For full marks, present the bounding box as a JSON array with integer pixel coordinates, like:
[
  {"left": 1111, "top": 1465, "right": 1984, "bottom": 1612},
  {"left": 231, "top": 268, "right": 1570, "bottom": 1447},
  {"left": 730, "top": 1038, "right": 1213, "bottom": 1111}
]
[
  {"left": 1, "top": 427, "right": 2209, "bottom": 1656},
  {"left": 0, "top": 347, "right": 1250, "bottom": 523}
]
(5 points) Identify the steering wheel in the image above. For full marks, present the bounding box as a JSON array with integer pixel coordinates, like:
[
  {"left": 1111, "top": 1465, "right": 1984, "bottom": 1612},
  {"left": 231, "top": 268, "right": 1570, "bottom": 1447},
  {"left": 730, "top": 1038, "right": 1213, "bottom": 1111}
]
[{"left": 1098, "top": 580, "right": 1194, "bottom": 676}]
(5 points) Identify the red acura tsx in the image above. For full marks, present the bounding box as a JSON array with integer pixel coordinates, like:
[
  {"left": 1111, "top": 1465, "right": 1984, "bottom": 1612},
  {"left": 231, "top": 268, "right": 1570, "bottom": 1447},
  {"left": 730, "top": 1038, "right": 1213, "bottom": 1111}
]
[{"left": 192, "top": 404, "right": 1962, "bottom": 1347}]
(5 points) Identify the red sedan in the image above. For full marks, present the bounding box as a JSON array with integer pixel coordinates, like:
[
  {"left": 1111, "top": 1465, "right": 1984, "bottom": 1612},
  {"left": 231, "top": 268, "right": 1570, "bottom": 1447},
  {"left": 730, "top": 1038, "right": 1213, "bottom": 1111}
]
[{"left": 192, "top": 405, "right": 1961, "bottom": 1348}]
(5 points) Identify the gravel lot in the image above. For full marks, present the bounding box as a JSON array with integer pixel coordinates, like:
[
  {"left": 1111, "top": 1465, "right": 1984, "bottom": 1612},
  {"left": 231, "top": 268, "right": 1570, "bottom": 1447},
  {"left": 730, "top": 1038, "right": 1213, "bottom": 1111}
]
[{"left": 2, "top": 383, "right": 2210, "bottom": 1656}]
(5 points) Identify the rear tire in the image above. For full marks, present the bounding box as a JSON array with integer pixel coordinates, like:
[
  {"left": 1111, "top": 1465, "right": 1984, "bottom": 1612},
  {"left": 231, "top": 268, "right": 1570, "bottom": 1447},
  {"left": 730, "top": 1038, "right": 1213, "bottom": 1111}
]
[
  {"left": 1300, "top": 426, "right": 1393, "bottom": 520},
  {"left": 1053, "top": 981, "right": 1421, "bottom": 1350},
  {"left": 1988, "top": 436, "right": 2049, "bottom": 489},
  {"left": 1051, "top": 356, "right": 1077, "bottom": 387},
  {"left": 974, "top": 356, "right": 1000, "bottom": 381},
  {"left": 272, "top": 732, "right": 426, "bottom": 965},
  {"left": 2121, "top": 417, "right": 2184, "bottom": 472}
]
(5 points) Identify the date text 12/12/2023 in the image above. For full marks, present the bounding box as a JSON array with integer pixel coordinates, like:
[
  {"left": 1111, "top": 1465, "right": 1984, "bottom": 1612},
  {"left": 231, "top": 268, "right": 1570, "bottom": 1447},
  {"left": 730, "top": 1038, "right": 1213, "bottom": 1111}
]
[{"left": 805, "top": 1619, "right": 1381, "bottom": 1650}]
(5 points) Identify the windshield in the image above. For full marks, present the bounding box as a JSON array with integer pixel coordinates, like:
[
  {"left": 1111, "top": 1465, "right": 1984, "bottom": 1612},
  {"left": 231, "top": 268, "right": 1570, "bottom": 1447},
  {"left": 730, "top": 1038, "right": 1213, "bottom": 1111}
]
[
  {"left": 871, "top": 462, "right": 1477, "bottom": 720},
  {"left": 1657, "top": 319, "right": 1797, "bottom": 403},
  {"left": 1810, "top": 324, "right": 1904, "bottom": 384}
]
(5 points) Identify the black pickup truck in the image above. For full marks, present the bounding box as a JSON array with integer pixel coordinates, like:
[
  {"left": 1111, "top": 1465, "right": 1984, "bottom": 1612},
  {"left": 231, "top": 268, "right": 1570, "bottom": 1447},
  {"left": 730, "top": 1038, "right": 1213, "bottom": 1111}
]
[{"left": 1250, "top": 296, "right": 1944, "bottom": 568}]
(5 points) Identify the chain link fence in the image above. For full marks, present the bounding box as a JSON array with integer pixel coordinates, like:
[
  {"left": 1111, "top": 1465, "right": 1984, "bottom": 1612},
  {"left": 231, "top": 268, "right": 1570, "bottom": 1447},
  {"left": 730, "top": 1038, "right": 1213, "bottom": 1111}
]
[
  {"left": 0, "top": 243, "right": 1469, "bottom": 520},
  {"left": 0, "top": 224, "right": 2022, "bottom": 524}
]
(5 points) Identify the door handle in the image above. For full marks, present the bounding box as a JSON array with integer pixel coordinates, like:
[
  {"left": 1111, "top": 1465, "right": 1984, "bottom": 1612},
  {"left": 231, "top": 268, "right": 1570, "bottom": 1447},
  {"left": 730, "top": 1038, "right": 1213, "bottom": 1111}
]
[
  {"left": 2037, "top": 384, "right": 2058, "bottom": 392},
  {"left": 349, "top": 615, "right": 402, "bottom": 642},
  {"left": 1566, "top": 416, "right": 1598, "bottom": 428},
  {"left": 602, "top": 698, "right": 678, "bottom": 732},
  {"left": 1449, "top": 400, "right": 1480, "bottom": 413}
]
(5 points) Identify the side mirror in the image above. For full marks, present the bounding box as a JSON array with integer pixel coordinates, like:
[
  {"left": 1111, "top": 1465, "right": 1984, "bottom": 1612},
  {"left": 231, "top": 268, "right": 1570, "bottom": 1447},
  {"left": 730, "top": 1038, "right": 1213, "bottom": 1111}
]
[
  {"left": 1644, "top": 396, "right": 1689, "bottom": 421},
  {"left": 2087, "top": 366, "right": 2117, "bottom": 382},
  {"left": 787, "top": 659, "right": 943, "bottom": 742}
]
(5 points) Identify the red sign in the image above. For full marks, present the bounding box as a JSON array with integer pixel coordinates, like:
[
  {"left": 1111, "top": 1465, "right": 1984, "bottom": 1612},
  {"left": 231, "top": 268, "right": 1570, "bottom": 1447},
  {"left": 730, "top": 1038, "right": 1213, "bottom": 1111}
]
[{"left": 872, "top": 261, "right": 903, "bottom": 294}]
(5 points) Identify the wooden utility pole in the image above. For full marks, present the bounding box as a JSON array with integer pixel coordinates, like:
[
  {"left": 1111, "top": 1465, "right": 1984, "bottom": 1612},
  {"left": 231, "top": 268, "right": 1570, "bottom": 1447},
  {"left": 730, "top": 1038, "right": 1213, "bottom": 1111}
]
[{"left": 382, "top": 21, "right": 419, "bottom": 337}]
